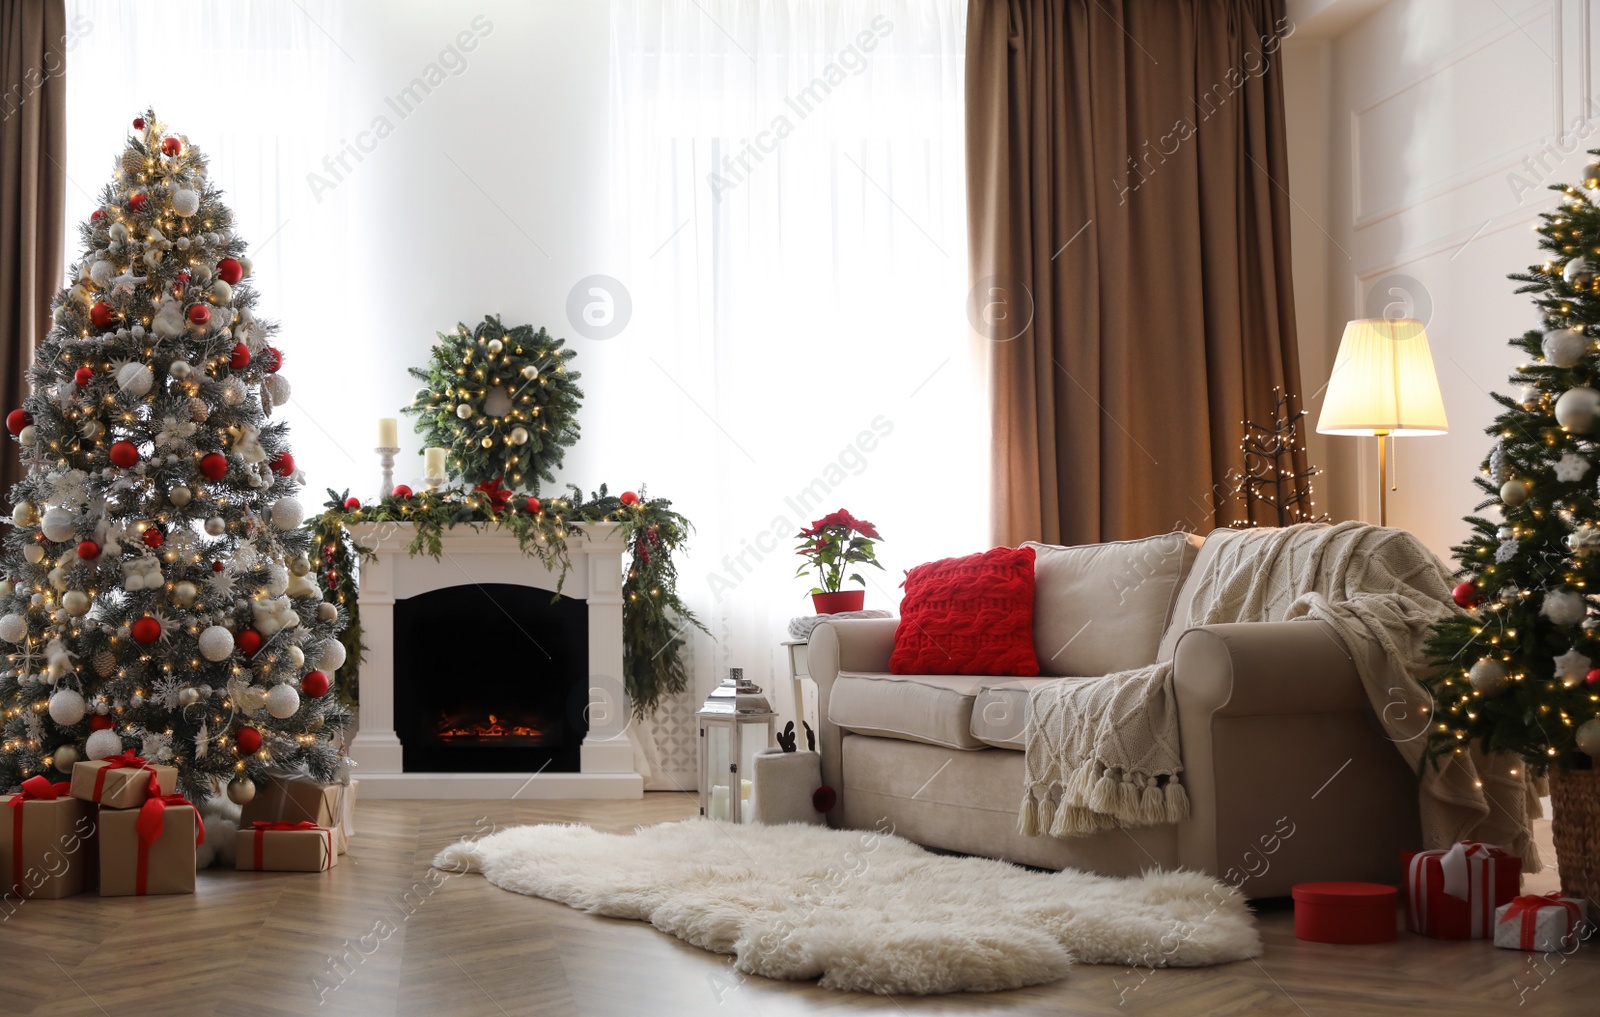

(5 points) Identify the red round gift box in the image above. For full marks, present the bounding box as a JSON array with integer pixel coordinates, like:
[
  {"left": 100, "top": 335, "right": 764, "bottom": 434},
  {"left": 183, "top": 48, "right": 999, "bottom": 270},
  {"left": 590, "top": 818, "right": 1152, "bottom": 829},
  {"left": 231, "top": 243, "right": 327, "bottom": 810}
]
[{"left": 1292, "top": 882, "right": 1397, "bottom": 944}]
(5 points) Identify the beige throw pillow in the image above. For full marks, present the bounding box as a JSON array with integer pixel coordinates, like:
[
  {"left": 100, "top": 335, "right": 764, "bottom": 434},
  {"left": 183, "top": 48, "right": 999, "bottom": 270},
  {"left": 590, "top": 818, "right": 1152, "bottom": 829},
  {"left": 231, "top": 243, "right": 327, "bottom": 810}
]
[{"left": 1025, "top": 532, "right": 1202, "bottom": 677}]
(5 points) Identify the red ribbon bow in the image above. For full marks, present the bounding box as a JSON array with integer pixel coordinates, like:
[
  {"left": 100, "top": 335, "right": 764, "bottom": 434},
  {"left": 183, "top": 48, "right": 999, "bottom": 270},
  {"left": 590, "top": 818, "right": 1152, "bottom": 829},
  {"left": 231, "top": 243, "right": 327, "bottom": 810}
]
[
  {"left": 1501, "top": 892, "right": 1583, "bottom": 949},
  {"left": 251, "top": 821, "right": 318, "bottom": 831},
  {"left": 474, "top": 477, "right": 511, "bottom": 512},
  {"left": 129, "top": 793, "right": 202, "bottom": 896},
  {"left": 91, "top": 749, "right": 160, "bottom": 803}
]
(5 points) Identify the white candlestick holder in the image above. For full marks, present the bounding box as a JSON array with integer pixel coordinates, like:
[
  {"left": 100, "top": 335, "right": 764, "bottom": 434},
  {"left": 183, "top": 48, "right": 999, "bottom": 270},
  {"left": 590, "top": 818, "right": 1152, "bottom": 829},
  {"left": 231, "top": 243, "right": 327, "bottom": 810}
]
[{"left": 376, "top": 447, "right": 399, "bottom": 497}]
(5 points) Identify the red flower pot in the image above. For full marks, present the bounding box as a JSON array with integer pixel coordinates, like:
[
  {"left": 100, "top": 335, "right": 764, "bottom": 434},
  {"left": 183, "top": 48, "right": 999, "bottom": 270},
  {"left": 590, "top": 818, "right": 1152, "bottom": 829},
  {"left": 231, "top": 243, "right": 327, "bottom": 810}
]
[{"left": 812, "top": 590, "right": 865, "bottom": 614}]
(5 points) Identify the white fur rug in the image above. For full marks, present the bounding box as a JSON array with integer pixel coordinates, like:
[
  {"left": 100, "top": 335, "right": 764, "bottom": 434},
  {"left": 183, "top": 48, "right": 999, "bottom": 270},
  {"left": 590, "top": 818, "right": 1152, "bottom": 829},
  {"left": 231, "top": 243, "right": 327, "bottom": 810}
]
[{"left": 433, "top": 820, "right": 1261, "bottom": 995}]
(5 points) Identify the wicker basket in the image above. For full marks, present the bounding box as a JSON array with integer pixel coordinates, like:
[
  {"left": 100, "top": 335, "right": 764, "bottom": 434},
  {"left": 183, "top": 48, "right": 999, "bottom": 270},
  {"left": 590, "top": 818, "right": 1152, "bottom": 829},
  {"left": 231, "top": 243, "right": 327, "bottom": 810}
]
[{"left": 1548, "top": 765, "right": 1600, "bottom": 911}]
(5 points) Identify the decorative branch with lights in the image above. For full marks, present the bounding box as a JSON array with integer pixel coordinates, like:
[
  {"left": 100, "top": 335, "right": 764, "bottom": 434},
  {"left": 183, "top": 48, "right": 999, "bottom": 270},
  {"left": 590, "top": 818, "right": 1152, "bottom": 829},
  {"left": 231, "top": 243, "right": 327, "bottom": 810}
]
[
  {"left": 1229, "top": 386, "right": 1327, "bottom": 528},
  {"left": 403, "top": 316, "right": 582, "bottom": 492},
  {"left": 311, "top": 483, "right": 705, "bottom": 718},
  {"left": 0, "top": 111, "right": 350, "bottom": 802},
  {"left": 1420, "top": 155, "right": 1600, "bottom": 773}
]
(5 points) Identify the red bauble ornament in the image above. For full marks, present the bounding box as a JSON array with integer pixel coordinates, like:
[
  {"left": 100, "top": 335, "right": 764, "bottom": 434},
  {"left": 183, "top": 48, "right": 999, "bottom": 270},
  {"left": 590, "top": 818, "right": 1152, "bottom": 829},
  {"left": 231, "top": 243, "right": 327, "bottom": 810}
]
[
  {"left": 235, "top": 726, "right": 262, "bottom": 755},
  {"left": 90, "top": 302, "right": 114, "bottom": 328},
  {"left": 141, "top": 527, "right": 164, "bottom": 549},
  {"left": 77, "top": 540, "right": 100, "bottom": 560},
  {"left": 199, "top": 453, "right": 229, "bottom": 480},
  {"left": 270, "top": 451, "right": 295, "bottom": 477},
  {"left": 128, "top": 192, "right": 148, "bottom": 213},
  {"left": 392, "top": 485, "right": 413, "bottom": 499},
  {"left": 74, "top": 366, "right": 93, "bottom": 386},
  {"left": 90, "top": 209, "right": 106, "bottom": 223},
  {"left": 161, "top": 136, "right": 181, "bottom": 156},
  {"left": 229, "top": 343, "right": 251, "bottom": 369},
  {"left": 260, "top": 347, "right": 283, "bottom": 373},
  {"left": 301, "top": 670, "right": 331, "bottom": 698},
  {"left": 131, "top": 616, "right": 162, "bottom": 644},
  {"left": 132, "top": 117, "right": 145, "bottom": 129},
  {"left": 620, "top": 490, "right": 641, "bottom": 506},
  {"left": 88, "top": 714, "right": 115, "bottom": 732},
  {"left": 109, "top": 440, "right": 139, "bottom": 468},
  {"left": 1451, "top": 582, "right": 1480, "bottom": 608},
  {"left": 212, "top": 561, "right": 225, "bottom": 572},
  {"left": 1588, "top": 669, "right": 1600, "bottom": 686},
  {"left": 6, "top": 408, "right": 30, "bottom": 435},
  {"left": 344, "top": 497, "right": 361, "bottom": 510},
  {"left": 216, "top": 258, "right": 243, "bottom": 285},
  {"left": 237, "top": 629, "right": 264, "bottom": 656},
  {"left": 187, "top": 304, "right": 210, "bottom": 325},
  {"left": 526, "top": 497, "right": 541, "bottom": 514},
  {"left": 812, "top": 785, "right": 838, "bottom": 812}
]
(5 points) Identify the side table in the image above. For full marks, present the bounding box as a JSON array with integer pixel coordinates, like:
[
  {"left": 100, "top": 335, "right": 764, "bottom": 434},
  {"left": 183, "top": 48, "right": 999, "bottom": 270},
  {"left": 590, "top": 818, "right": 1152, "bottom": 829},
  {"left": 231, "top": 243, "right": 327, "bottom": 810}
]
[{"left": 780, "top": 638, "right": 816, "bottom": 737}]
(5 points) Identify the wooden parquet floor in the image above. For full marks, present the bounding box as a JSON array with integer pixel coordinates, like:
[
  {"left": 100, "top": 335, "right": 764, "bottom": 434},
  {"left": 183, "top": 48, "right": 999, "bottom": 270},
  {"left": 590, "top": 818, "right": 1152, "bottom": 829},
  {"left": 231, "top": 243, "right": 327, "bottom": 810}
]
[{"left": 0, "top": 793, "right": 1594, "bottom": 1016}]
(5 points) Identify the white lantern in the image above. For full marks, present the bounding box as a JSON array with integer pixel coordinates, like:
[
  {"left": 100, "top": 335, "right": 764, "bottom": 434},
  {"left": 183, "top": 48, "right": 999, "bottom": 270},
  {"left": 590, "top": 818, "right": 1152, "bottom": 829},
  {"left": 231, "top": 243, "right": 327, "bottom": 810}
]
[{"left": 697, "top": 668, "right": 776, "bottom": 824}]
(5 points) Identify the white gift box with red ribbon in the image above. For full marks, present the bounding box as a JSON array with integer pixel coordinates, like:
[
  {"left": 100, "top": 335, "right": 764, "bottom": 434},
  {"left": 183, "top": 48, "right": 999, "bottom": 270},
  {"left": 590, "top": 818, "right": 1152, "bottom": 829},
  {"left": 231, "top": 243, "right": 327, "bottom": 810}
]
[{"left": 1493, "top": 892, "right": 1590, "bottom": 952}]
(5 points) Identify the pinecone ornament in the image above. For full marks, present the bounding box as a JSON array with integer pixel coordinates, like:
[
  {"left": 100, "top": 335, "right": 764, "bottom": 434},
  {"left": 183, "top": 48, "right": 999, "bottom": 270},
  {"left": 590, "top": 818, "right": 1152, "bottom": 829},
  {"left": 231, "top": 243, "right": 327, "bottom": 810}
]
[
  {"left": 121, "top": 147, "right": 145, "bottom": 175},
  {"left": 93, "top": 649, "right": 116, "bottom": 678}
]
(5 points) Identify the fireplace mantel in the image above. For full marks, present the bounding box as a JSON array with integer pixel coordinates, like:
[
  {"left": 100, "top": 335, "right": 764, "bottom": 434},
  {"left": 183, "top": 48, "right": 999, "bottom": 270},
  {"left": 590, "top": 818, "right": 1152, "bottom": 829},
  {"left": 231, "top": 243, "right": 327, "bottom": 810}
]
[{"left": 347, "top": 521, "right": 644, "bottom": 799}]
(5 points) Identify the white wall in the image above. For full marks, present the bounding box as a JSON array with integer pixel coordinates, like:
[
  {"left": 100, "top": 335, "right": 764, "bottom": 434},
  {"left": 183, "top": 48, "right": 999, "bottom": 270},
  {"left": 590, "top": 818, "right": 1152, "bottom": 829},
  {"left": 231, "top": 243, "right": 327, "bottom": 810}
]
[{"left": 1284, "top": 0, "right": 1600, "bottom": 559}]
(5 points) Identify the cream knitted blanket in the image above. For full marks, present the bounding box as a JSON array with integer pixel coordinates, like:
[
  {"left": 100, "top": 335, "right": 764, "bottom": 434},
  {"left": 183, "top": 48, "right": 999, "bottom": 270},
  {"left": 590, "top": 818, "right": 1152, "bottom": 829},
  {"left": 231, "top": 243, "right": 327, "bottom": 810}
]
[{"left": 1018, "top": 522, "right": 1539, "bottom": 868}]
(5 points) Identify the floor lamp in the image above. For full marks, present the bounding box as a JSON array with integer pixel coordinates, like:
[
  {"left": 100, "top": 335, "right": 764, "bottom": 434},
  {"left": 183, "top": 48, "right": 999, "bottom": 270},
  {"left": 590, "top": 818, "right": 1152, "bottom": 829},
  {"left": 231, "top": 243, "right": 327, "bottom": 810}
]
[{"left": 1316, "top": 318, "right": 1449, "bottom": 526}]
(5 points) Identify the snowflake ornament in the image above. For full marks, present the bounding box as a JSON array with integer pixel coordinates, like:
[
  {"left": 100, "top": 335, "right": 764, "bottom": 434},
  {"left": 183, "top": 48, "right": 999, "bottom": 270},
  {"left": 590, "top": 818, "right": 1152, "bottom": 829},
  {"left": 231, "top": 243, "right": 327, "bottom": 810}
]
[
  {"left": 1496, "top": 539, "right": 1521, "bottom": 563},
  {"left": 1556, "top": 451, "right": 1591, "bottom": 482},
  {"left": 1554, "top": 646, "right": 1592, "bottom": 685}
]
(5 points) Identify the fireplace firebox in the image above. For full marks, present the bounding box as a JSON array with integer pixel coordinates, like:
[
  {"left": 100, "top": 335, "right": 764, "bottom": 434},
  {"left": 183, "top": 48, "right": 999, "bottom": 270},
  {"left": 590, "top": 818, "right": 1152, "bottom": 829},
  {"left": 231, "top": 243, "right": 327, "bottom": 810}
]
[{"left": 392, "top": 583, "right": 588, "bottom": 773}]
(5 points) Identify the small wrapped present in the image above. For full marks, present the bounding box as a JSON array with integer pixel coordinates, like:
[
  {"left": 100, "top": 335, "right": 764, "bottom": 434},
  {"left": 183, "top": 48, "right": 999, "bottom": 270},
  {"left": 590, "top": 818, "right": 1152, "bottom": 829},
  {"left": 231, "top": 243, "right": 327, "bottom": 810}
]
[
  {"left": 99, "top": 793, "right": 203, "bottom": 897},
  {"left": 235, "top": 821, "right": 339, "bottom": 872},
  {"left": 239, "top": 773, "right": 350, "bottom": 854},
  {"left": 1, "top": 776, "right": 96, "bottom": 899},
  {"left": 1494, "top": 892, "right": 1590, "bottom": 951},
  {"left": 1404, "top": 841, "right": 1523, "bottom": 939},
  {"left": 70, "top": 750, "right": 177, "bottom": 808}
]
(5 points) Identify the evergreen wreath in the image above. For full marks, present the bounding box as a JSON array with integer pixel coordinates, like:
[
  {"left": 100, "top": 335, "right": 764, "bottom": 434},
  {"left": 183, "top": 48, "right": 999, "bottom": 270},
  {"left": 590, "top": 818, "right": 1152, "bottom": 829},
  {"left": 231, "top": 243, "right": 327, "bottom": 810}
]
[{"left": 404, "top": 315, "right": 582, "bottom": 491}]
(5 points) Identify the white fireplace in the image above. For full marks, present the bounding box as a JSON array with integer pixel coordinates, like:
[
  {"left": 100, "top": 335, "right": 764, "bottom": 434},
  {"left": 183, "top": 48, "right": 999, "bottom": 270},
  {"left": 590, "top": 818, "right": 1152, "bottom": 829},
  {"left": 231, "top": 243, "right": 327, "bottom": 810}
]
[{"left": 347, "top": 520, "right": 644, "bottom": 799}]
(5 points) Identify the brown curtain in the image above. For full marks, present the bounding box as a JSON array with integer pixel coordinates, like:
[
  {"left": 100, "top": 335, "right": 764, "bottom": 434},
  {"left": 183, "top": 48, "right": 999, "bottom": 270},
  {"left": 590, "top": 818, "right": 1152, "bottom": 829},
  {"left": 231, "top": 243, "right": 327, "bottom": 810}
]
[
  {"left": 968, "top": 0, "right": 1306, "bottom": 546},
  {"left": 1, "top": 0, "right": 67, "bottom": 494}
]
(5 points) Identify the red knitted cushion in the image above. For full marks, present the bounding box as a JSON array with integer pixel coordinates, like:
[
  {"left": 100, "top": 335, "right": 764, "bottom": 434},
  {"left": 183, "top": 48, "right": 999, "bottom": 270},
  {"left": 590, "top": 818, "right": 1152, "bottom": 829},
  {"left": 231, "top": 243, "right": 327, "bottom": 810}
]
[{"left": 889, "top": 546, "right": 1040, "bottom": 676}]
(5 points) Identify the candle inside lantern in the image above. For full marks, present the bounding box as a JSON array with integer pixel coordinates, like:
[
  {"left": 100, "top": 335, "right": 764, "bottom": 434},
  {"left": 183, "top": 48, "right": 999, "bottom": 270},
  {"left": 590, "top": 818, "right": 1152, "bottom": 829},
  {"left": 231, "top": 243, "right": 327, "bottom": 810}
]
[
  {"left": 377, "top": 417, "right": 399, "bottom": 448},
  {"left": 424, "top": 447, "right": 447, "bottom": 479}
]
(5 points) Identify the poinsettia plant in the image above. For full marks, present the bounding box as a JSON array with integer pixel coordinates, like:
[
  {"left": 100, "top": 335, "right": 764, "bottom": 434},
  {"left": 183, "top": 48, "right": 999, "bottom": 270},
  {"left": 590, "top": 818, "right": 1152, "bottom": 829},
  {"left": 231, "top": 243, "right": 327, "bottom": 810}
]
[{"left": 794, "top": 508, "right": 885, "bottom": 594}]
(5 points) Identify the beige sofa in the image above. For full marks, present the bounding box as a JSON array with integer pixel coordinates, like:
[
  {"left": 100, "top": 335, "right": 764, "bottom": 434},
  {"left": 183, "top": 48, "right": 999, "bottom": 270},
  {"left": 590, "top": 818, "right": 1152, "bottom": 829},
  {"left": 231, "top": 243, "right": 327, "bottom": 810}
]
[{"left": 806, "top": 529, "right": 1421, "bottom": 898}]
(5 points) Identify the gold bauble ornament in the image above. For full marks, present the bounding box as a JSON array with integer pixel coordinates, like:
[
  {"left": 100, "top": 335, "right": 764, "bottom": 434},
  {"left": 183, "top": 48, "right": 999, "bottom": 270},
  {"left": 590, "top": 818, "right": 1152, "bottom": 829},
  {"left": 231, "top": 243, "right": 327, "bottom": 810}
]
[
  {"left": 1500, "top": 479, "right": 1530, "bottom": 507},
  {"left": 1469, "top": 658, "right": 1510, "bottom": 697},
  {"left": 1576, "top": 717, "right": 1600, "bottom": 758},
  {"left": 227, "top": 775, "right": 257, "bottom": 805}
]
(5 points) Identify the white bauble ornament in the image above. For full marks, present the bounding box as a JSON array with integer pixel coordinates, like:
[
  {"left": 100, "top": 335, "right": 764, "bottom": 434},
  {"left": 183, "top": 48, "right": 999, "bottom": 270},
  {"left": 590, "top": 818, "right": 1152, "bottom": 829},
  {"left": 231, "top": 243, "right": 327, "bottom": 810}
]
[
  {"left": 317, "top": 602, "right": 338, "bottom": 623},
  {"left": 510, "top": 426, "right": 529, "bottom": 446},
  {"left": 1565, "top": 258, "right": 1598, "bottom": 289},
  {"left": 62, "top": 591, "right": 90, "bottom": 616},
  {"left": 286, "top": 645, "right": 305, "bottom": 668},
  {"left": 48, "top": 689, "right": 86, "bottom": 726},
  {"left": 89, "top": 259, "right": 114, "bottom": 286},
  {"left": 209, "top": 279, "right": 232, "bottom": 304},
  {"left": 1500, "top": 479, "right": 1530, "bottom": 507},
  {"left": 39, "top": 508, "right": 75, "bottom": 543},
  {"left": 265, "top": 683, "right": 300, "bottom": 720},
  {"left": 22, "top": 544, "right": 43, "bottom": 564},
  {"left": 198, "top": 624, "right": 235, "bottom": 661},
  {"left": 270, "top": 498, "right": 304, "bottom": 530},
  {"left": 0, "top": 613, "right": 27, "bottom": 642},
  {"left": 117, "top": 361, "right": 154, "bottom": 397},
  {"left": 1542, "top": 589, "right": 1588, "bottom": 626},
  {"left": 227, "top": 776, "right": 257, "bottom": 805},
  {"left": 1555, "top": 386, "right": 1600, "bottom": 433},
  {"left": 11, "top": 501, "right": 36, "bottom": 527},
  {"left": 171, "top": 581, "right": 197, "bottom": 607},
  {"left": 175, "top": 236, "right": 190, "bottom": 251},
  {"left": 263, "top": 374, "right": 291, "bottom": 405},
  {"left": 1543, "top": 328, "right": 1589, "bottom": 368},
  {"left": 1578, "top": 717, "right": 1600, "bottom": 758},
  {"left": 238, "top": 256, "right": 252, "bottom": 278},
  {"left": 221, "top": 378, "right": 246, "bottom": 407},
  {"left": 171, "top": 188, "right": 200, "bottom": 217},
  {"left": 1521, "top": 386, "right": 1543, "bottom": 410},
  {"left": 288, "top": 554, "right": 310, "bottom": 577},
  {"left": 169, "top": 485, "right": 192, "bottom": 507},
  {"left": 487, "top": 338, "right": 503, "bottom": 354},
  {"left": 204, "top": 516, "right": 225, "bottom": 536},
  {"left": 168, "top": 360, "right": 192, "bottom": 380},
  {"left": 52, "top": 744, "right": 79, "bottom": 772},
  {"left": 483, "top": 386, "right": 512, "bottom": 417},
  {"left": 456, "top": 403, "right": 473, "bottom": 419},
  {"left": 18, "top": 425, "right": 36, "bottom": 447},
  {"left": 521, "top": 365, "right": 538, "bottom": 381},
  {"left": 85, "top": 728, "right": 122, "bottom": 760},
  {"left": 1469, "top": 658, "right": 1510, "bottom": 697},
  {"left": 318, "top": 639, "right": 347, "bottom": 671}
]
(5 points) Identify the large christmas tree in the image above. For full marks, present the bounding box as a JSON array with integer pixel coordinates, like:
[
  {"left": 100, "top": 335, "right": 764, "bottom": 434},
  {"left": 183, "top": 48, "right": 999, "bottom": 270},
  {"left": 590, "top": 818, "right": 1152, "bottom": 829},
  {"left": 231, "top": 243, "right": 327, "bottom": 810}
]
[
  {"left": 0, "top": 111, "right": 349, "bottom": 802},
  {"left": 1423, "top": 161, "right": 1600, "bottom": 773}
]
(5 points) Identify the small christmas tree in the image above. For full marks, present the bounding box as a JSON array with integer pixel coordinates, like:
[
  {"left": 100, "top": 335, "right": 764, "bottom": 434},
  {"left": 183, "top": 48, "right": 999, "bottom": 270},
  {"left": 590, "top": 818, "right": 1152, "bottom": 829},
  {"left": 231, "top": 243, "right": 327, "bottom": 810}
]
[
  {"left": 0, "top": 112, "right": 349, "bottom": 802},
  {"left": 1229, "top": 387, "right": 1327, "bottom": 527}
]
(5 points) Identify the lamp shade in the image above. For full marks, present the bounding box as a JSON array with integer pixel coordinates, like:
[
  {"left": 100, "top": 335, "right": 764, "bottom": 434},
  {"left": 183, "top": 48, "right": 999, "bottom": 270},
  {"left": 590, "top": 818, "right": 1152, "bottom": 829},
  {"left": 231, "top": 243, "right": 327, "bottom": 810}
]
[{"left": 1316, "top": 318, "right": 1449, "bottom": 436}]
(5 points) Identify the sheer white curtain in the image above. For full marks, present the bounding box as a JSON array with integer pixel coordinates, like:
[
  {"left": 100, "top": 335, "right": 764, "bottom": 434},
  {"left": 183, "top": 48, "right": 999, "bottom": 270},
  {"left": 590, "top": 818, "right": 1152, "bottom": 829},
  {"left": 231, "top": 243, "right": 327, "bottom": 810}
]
[
  {"left": 605, "top": 0, "right": 981, "bottom": 720},
  {"left": 64, "top": 0, "right": 353, "bottom": 493}
]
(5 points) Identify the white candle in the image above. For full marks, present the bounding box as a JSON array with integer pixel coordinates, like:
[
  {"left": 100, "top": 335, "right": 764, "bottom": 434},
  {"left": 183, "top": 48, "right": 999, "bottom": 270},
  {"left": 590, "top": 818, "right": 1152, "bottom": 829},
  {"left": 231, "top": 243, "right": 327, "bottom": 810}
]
[
  {"left": 710, "top": 784, "right": 730, "bottom": 821},
  {"left": 377, "top": 418, "right": 399, "bottom": 448},
  {"left": 423, "top": 447, "right": 446, "bottom": 478}
]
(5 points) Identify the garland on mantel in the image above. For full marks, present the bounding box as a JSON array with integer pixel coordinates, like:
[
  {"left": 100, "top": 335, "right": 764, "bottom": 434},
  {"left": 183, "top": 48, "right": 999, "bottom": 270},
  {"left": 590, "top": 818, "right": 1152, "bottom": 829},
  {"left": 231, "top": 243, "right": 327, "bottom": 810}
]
[{"left": 309, "top": 483, "right": 705, "bottom": 717}]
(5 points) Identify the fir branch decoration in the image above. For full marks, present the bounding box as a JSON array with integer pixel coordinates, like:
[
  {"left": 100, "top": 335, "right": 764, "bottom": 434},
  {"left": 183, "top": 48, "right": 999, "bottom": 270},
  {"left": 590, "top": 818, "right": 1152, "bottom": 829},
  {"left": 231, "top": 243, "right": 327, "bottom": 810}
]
[
  {"left": 403, "top": 315, "right": 582, "bottom": 492},
  {"left": 310, "top": 484, "right": 705, "bottom": 719}
]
